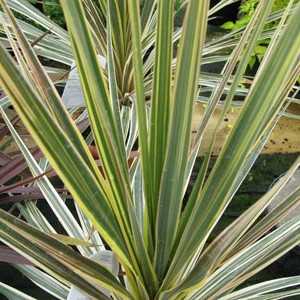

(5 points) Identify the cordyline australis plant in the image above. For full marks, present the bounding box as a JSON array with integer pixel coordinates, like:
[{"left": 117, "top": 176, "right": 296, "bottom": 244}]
[{"left": 0, "top": 0, "right": 299, "bottom": 299}]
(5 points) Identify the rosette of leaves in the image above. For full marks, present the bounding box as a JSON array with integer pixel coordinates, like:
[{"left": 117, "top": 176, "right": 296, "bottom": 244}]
[{"left": 0, "top": 0, "right": 299, "bottom": 299}]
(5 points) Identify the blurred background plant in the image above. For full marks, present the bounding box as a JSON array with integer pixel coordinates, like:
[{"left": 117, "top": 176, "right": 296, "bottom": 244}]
[
  {"left": 41, "top": 0, "right": 64, "bottom": 27},
  {"left": 27, "top": 0, "right": 65, "bottom": 27},
  {"left": 222, "top": 0, "right": 300, "bottom": 71}
]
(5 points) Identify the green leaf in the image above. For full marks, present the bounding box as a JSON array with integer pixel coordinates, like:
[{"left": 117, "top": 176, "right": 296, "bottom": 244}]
[
  {"left": 0, "top": 0, "right": 98, "bottom": 176},
  {"left": 57, "top": 3, "right": 158, "bottom": 295},
  {"left": 107, "top": 0, "right": 126, "bottom": 154},
  {"left": 127, "top": 0, "right": 155, "bottom": 251},
  {"left": 0, "top": 42, "right": 131, "bottom": 269},
  {"left": 195, "top": 217, "right": 300, "bottom": 299},
  {"left": 0, "top": 209, "right": 132, "bottom": 300},
  {"left": 255, "top": 44, "right": 267, "bottom": 55},
  {"left": 163, "top": 2, "right": 300, "bottom": 288},
  {"left": 0, "top": 281, "right": 36, "bottom": 300},
  {"left": 0, "top": 106, "right": 93, "bottom": 255},
  {"left": 234, "top": 183, "right": 300, "bottom": 252},
  {"left": 154, "top": 0, "right": 209, "bottom": 281},
  {"left": 221, "top": 21, "right": 235, "bottom": 30},
  {"left": 6, "top": 0, "right": 68, "bottom": 40},
  {"left": 59, "top": 0, "right": 133, "bottom": 214},
  {"left": 219, "top": 276, "right": 300, "bottom": 300},
  {"left": 165, "top": 214, "right": 300, "bottom": 299},
  {"left": 15, "top": 265, "right": 69, "bottom": 300},
  {"left": 248, "top": 55, "right": 257, "bottom": 68},
  {"left": 197, "top": 157, "right": 300, "bottom": 277},
  {"left": 179, "top": 0, "right": 274, "bottom": 244},
  {"left": 149, "top": 0, "right": 174, "bottom": 237}
]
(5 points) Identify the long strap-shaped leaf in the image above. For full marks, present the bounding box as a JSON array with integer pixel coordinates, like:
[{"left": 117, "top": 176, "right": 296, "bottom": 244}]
[
  {"left": 194, "top": 218, "right": 300, "bottom": 299},
  {"left": 154, "top": 0, "right": 209, "bottom": 281},
  {"left": 246, "top": 289, "right": 300, "bottom": 300},
  {"left": 233, "top": 184, "right": 300, "bottom": 253},
  {"left": 6, "top": 0, "right": 69, "bottom": 41},
  {"left": 149, "top": 0, "right": 174, "bottom": 230},
  {"left": 164, "top": 214, "right": 300, "bottom": 299},
  {"left": 59, "top": 0, "right": 132, "bottom": 221},
  {"left": 194, "top": 157, "right": 300, "bottom": 281},
  {"left": 127, "top": 0, "right": 155, "bottom": 249},
  {"left": 59, "top": 1, "right": 158, "bottom": 293},
  {"left": 178, "top": 0, "right": 274, "bottom": 240},
  {"left": 0, "top": 0, "right": 101, "bottom": 181},
  {"left": 107, "top": 0, "right": 126, "bottom": 156},
  {"left": 162, "top": 3, "right": 300, "bottom": 288},
  {"left": 0, "top": 281, "right": 36, "bottom": 300},
  {"left": 15, "top": 265, "right": 69, "bottom": 300},
  {"left": 219, "top": 276, "right": 300, "bottom": 300},
  {"left": 0, "top": 43, "right": 131, "bottom": 269},
  {"left": 141, "top": 0, "right": 155, "bottom": 30},
  {"left": 108, "top": 0, "right": 131, "bottom": 95},
  {"left": 0, "top": 107, "right": 93, "bottom": 257},
  {"left": 0, "top": 209, "right": 132, "bottom": 300},
  {"left": 83, "top": 0, "right": 107, "bottom": 57}
]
